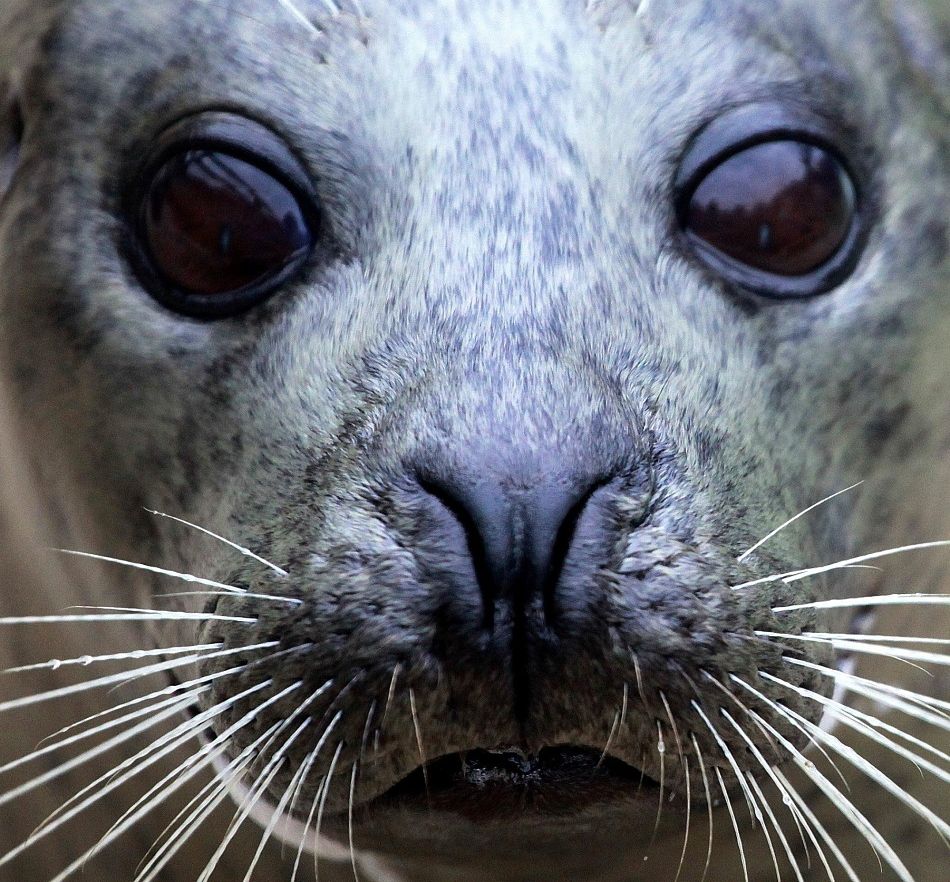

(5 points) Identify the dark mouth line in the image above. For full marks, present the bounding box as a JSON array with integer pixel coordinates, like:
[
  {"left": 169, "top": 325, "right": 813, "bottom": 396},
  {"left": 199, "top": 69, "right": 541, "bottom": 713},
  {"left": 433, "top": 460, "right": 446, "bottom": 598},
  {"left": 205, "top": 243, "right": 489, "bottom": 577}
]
[{"left": 370, "top": 745, "right": 663, "bottom": 820}]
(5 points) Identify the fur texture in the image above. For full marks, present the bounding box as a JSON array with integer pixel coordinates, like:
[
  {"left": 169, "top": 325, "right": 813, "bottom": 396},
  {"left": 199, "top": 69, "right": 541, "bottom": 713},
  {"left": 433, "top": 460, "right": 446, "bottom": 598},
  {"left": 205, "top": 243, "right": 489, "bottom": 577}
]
[{"left": 0, "top": 1, "right": 947, "bottom": 881}]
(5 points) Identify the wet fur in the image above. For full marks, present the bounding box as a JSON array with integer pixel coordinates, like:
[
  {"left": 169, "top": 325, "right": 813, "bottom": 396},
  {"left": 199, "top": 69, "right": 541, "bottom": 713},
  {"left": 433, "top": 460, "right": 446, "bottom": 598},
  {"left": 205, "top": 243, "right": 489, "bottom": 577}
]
[{"left": 0, "top": 1, "right": 948, "bottom": 881}]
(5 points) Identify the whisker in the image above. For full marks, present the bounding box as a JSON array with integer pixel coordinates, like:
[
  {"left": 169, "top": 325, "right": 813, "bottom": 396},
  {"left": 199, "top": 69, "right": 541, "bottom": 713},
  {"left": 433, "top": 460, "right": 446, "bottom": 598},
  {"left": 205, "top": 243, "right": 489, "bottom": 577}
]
[
  {"left": 0, "top": 611, "right": 256, "bottom": 625},
  {"left": 773, "top": 593, "right": 950, "bottom": 613},
  {"left": 408, "top": 687, "right": 429, "bottom": 805},
  {"left": 733, "top": 677, "right": 921, "bottom": 881},
  {"left": 783, "top": 658, "right": 950, "bottom": 722},
  {"left": 349, "top": 762, "right": 362, "bottom": 882},
  {"left": 42, "top": 643, "right": 311, "bottom": 744},
  {"left": 0, "top": 695, "right": 197, "bottom": 808},
  {"left": 597, "top": 708, "right": 622, "bottom": 768},
  {"left": 721, "top": 709, "right": 827, "bottom": 882},
  {"left": 197, "top": 727, "right": 300, "bottom": 882},
  {"left": 241, "top": 719, "right": 316, "bottom": 882},
  {"left": 0, "top": 688, "right": 205, "bottom": 776},
  {"left": 3, "top": 643, "right": 224, "bottom": 675},
  {"left": 315, "top": 741, "right": 344, "bottom": 882},
  {"left": 154, "top": 590, "right": 301, "bottom": 606},
  {"left": 759, "top": 672, "right": 950, "bottom": 784},
  {"left": 0, "top": 640, "right": 279, "bottom": 714},
  {"left": 773, "top": 767, "right": 861, "bottom": 882},
  {"left": 690, "top": 733, "right": 715, "bottom": 882},
  {"left": 748, "top": 775, "right": 808, "bottom": 882},
  {"left": 745, "top": 774, "right": 789, "bottom": 882},
  {"left": 144, "top": 508, "right": 288, "bottom": 576},
  {"left": 715, "top": 766, "right": 750, "bottom": 882},
  {"left": 0, "top": 679, "right": 278, "bottom": 870},
  {"left": 291, "top": 711, "right": 344, "bottom": 882},
  {"left": 771, "top": 632, "right": 950, "bottom": 646},
  {"left": 133, "top": 733, "right": 264, "bottom": 882},
  {"left": 650, "top": 720, "right": 666, "bottom": 847},
  {"left": 738, "top": 482, "right": 863, "bottom": 563},
  {"left": 690, "top": 699, "right": 761, "bottom": 827},
  {"left": 673, "top": 754, "right": 691, "bottom": 882},
  {"left": 757, "top": 633, "right": 948, "bottom": 670},
  {"left": 54, "top": 548, "right": 249, "bottom": 593},
  {"left": 734, "top": 541, "right": 950, "bottom": 590},
  {"left": 701, "top": 671, "right": 821, "bottom": 846},
  {"left": 36, "top": 678, "right": 286, "bottom": 838}
]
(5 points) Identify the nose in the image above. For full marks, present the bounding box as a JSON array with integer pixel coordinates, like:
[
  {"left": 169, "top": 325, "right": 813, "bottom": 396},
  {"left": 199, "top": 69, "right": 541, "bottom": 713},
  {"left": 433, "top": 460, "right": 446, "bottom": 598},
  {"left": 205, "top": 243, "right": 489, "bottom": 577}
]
[{"left": 417, "top": 465, "right": 608, "bottom": 632}]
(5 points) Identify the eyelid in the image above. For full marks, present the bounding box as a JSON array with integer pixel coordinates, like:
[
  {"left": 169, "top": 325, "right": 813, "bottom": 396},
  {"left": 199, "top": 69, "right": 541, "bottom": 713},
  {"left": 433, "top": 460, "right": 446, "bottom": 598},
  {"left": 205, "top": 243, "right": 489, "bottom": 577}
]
[
  {"left": 674, "top": 103, "right": 858, "bottom": 203},
  {"left": 673, "top": 103, "right": 870, "bottom": 300}
]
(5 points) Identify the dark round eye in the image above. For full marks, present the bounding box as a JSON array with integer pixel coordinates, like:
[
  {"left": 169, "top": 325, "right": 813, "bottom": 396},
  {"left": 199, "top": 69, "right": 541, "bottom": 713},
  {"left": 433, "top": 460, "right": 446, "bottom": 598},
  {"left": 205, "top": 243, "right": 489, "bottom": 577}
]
[
  {"left": 139, "top": 147, "right": 314, "bottom": 317},
  {"left": 683, "top": 140, "right": 855, "bottom": 278}
]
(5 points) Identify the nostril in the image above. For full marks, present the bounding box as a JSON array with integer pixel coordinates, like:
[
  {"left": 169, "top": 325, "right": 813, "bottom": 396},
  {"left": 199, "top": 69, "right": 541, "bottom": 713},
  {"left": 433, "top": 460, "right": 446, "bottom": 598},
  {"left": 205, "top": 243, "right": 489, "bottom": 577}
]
[
  {"left": 415, "top": 468, "right": 611, "bottom": 631},
  {"left": 416, "top": 472, "right": 501, "bottom": 629}
]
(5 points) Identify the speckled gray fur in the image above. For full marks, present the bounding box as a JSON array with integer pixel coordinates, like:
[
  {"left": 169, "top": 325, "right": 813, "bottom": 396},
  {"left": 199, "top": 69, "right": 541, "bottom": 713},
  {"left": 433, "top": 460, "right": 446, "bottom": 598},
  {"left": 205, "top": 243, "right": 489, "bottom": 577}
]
[{"left": 0, "top": 1, "right": 947, "bottom": 881}]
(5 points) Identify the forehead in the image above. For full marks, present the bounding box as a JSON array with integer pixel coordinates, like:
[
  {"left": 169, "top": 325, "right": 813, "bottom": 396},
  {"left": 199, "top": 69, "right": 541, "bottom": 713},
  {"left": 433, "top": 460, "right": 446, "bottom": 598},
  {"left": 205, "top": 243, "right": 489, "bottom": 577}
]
[{"left": 39, "top": 0, "right": 877, "bottom": 125}]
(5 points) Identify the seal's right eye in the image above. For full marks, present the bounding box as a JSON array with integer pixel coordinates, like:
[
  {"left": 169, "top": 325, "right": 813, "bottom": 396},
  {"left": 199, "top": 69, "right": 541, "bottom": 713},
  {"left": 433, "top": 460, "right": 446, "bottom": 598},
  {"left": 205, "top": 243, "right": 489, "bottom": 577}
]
[
  {"left": 144, "top": 151, "right": 312, "bottom": 300},
  {"left": 131, "top": 115, "right": 320, "bottom": 318}
]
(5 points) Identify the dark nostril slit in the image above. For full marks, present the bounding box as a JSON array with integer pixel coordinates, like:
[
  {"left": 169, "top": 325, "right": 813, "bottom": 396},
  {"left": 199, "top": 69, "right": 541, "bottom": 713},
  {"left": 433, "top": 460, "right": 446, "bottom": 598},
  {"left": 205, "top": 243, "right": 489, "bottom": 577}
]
[
  {"left": 542, "top": 478, "right": 610, "bottom": 627},
  {"left": 417, "top": 473, "right": 499, "bottom": 629}
]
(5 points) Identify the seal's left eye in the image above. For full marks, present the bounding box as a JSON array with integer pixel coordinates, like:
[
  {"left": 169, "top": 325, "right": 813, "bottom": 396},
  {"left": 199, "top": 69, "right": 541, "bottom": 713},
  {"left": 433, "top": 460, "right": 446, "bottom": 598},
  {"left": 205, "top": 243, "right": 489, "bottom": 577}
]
[{"left": 138, "top": 144, "right": 315, "bottom": 318}]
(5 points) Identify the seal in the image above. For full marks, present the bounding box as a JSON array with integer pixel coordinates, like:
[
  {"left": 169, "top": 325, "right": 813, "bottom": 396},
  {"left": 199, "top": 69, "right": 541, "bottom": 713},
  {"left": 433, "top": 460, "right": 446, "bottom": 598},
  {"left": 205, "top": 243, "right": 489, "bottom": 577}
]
[{"left": 0, "top": 1, "right": 947, "bottom": 881}]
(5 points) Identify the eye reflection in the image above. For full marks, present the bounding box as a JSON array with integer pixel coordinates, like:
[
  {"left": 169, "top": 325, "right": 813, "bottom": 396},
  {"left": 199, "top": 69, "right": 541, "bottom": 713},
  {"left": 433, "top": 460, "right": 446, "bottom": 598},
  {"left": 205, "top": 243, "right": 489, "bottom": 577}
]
[
  {"left": 143, "top": 150, "right": 313, "bottom": 298},
  {"left": 683, "top": 140, "right": 856, "bottom": 278}
]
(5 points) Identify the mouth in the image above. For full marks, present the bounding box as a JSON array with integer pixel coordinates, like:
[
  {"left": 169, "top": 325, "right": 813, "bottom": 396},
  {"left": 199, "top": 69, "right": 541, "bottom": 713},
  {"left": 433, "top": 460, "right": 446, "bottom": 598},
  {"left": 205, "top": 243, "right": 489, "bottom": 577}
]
[{"left": 375, "top": 745, "right": 659, "bottom": 822}]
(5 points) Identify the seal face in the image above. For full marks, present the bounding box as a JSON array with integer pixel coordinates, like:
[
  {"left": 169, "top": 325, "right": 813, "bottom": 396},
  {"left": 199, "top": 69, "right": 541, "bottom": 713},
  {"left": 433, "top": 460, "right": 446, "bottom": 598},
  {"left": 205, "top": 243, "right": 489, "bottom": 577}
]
[{"left": 0, "top": 1, "right": 947, "bottom": 881}]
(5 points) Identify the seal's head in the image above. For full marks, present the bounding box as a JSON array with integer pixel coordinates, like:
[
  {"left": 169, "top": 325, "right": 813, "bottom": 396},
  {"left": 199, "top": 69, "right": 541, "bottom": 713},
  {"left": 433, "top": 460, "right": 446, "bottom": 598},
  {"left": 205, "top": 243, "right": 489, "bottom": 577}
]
[{"left": 0, "top": 1, "right": 947, "bottom": 880}]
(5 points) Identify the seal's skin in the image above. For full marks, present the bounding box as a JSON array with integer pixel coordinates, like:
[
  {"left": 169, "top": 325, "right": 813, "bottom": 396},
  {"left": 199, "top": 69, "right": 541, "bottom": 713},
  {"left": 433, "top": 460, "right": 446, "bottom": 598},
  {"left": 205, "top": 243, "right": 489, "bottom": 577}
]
[{"left": 0, "top": 1, "right": 946, "bottom": 881}]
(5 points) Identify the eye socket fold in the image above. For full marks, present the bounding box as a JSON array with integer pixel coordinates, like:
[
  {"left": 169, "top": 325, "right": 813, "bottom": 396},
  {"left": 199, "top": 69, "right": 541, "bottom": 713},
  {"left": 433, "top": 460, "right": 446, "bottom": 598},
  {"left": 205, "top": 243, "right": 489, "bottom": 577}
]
[
  {"left": 675, "top": 107, "right": 866, "bottom": 299},
  {"left": 130, "top": 116, "right": 320, "bottom": 319}
]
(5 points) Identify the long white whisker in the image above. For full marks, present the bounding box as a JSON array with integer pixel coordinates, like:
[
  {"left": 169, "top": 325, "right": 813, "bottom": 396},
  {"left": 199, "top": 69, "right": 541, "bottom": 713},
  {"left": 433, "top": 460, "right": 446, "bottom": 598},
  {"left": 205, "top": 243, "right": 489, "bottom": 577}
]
[
  {"left": 35, "top": 678, "right": 284, "bottom": 838},
  {"left": 198, "top": 685, "right": 314, "bottom": 882},
  {"left": 773, "top": 767, "right": 861, "bottom": 882},
  {"left": 715, "top": 766, "right": 750, "bottom": 882},
  {"left": 745, "top": 774, "right": 793, "bottom": 882},
  {"left": 690, "top": 733, "right": 715, "bottom": 882},
  {"left": 315, "top": 741, "right": 344, "bottom": 882},
  {"left": 54, "top": 548, "right": 250, "bottom": 592},
  {"left": 721, "top": 709, "right": 825, "bottom": 882},
  {"left": 783, "top": 657, "right": 950, "bottom": 721},
  {"left": 3, "top": 643, "right": 224, "bottom": 674},
  {"left": 673, "top": 755, "right": 691, "bottom": 882},
  {"left": 0, "top": 678, "right": 276, "bottom": 869},
  {"left": 733, "top": 677, "right": 919, "bottom": 882},
  {"left": 650, "top": 720, "right": 666, "bottom": 847},
  {"left": 144, "top": 508, "right": 288, "bottom": 576},
  {"left": 43, "top": 643, "right": 311, "bottom": 743},
  {"left": 134, "top": 734, "right": 264, "bottom": 882},
  {"left": 0, "top": 611, "right": 256, "bottom": 625},
  {"left": 408, "top": 687, "right": 429, "bottom": 804},
  {"left": 0, "top": 695, "right": 197, "bottom": 808},
  {"left": 771, "top": 632, "right": 950, "bottom": 646},
  {"left": 691, "top": 699, "right": 762, "bottom": 827},
  {"left": 774, "top": 594, "right": 950, "bottom": 613},
  {"left": 349, "top": 762, "right": 362, "bottom": 882},
  {"left": 0, "top": 688, "right": 204, "bottom": 776},
  {"left": 0, "top": 640, "right": 278, "bottom": 714},
  {"left": 291, "top": 711, "right": 344, "bottom": 882},
  {"left": 738, "top": 482, "right": 863, "bottom": 563},
  {"left": 757, "top": 633, "right": 948, "bottom": 670},
  {"left": 242, "top": 719, "right": 315, "bottom": 882},
  {"left": 759, "top": 672, "right": 950, "bottom": 783},
  {"left": 734, "top": 541, "right": 950, "bottom": 590},
  {"left": 154, "top": 590, "right": 301, "bottom": 606}
]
